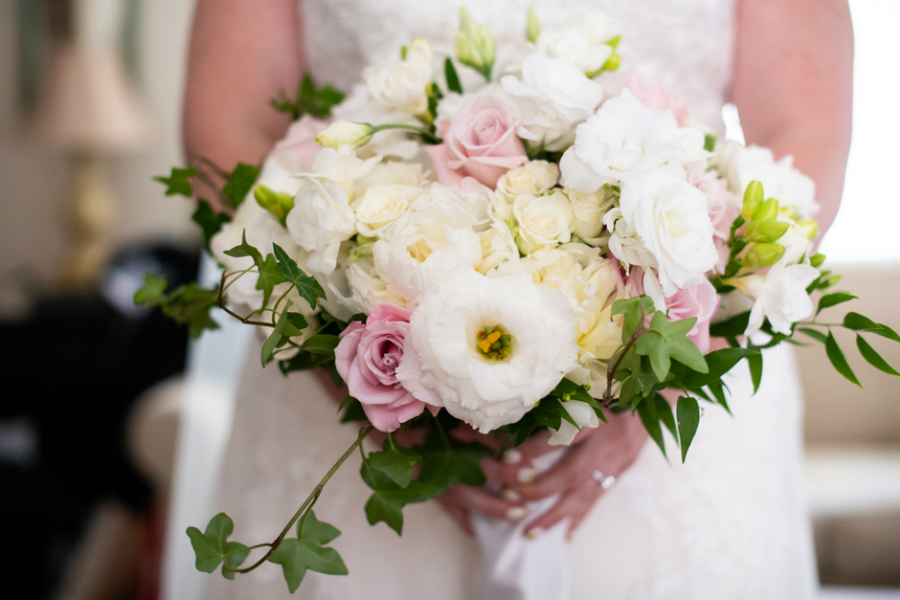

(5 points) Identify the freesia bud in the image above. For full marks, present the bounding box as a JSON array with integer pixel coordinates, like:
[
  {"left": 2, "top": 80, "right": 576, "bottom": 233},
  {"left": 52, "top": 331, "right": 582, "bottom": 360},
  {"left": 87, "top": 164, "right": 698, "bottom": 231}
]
[
  {"left": 746, "top": 220, "right": 789, "bottom": 243},
  {"left": 316, "top": 120, "right": 374, "bottom": 149},
  {"left": 797, "top": 219, "right": 818, "bottom": 240},
  {"left": 456, "top": 8, "right": 496, "bottom": 80},
  {"left": 526, "top": 6, "right": 541, "bottom": 44},
  {"left": 744, "top": 242, "right": 785, "bottom": 268},
  {"left": 810, "top": 253, "right": 826, "bottom": 268},
  {"left": 752, "top": 197, "right": 780, "bottom": 224},
  {"left": 254, "top": 184, "right": 294, "bottom": 224},
  {"left": 742, "top": 180, "right": 764, "bottom": 219}
]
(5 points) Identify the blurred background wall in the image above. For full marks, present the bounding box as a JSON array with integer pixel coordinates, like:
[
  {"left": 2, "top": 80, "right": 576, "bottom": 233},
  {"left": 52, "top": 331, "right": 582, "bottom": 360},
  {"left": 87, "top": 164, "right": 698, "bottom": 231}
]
[{"left": 0, "top": 1, "right": 898, "bottom": 599}]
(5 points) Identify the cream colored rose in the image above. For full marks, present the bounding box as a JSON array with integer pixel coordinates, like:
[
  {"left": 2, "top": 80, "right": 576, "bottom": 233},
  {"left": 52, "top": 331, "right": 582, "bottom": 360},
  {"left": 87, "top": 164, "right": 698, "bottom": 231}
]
[
  {"left": 363, "top": 39, "right": 433, "bottom": 117},
  {"left": 475, "top": 218, "right": 519, "bottom": 275},
  {"left": 564, "top": 185, "right": 615, "bottom": 242},
  {"left": 496, "top": 160, "right": 560, "bottom": 205},
  {"left": 512, "top": 190, "right": 573, "bottom": 254},
  {"left": 353, "top": 185, "right": 422, "bottom": 238}
]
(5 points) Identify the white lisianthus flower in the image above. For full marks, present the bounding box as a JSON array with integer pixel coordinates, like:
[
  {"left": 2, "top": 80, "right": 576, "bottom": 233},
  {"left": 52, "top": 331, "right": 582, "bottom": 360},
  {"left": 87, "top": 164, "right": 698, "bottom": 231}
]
[
  {"left": 309, "top": 145, "right": 381, "bottom": 201},
  {"left": 560, "top": 89, "right": 707, "bottom": 193},
  {"left": 287, "top": 179, "right": 357, "bottom": 275},
  {"left": 730, "top": 253, "right": 820, "bottom": 336},
  {"left": 610, "top": 165, "right": 718, "bottom": 295},
  {"left": 315, "top": 120, "right": 374, "bottom": 149},
  {"left": 536, "top": 12, "right": 615, "bottom": 76},
  {"left": 548, "top": 400, "right": 600, "bottom": 446},
  {"left": 564, "top": 184, "right": 616, "bottom": 242},
  {"left": 714, "top": 141, "right": 818, "bottom": 219},
  {"left": 500, "top": 53, "right": 604, "bottom": 152},
  {"left": 475, "top": 217, "right": 520, "bottom": 276},
  {"left": 345, "top": 255, "right": 409, "bottom": 314},
  {"left": 353, "top": 185, "right": 422, "bottom": 238},
  {"left": 495, "top": 160, "right": 560, "bottom": 205},
  {"left": 372, "top": 185, "right": 484, "bottom": 301},
  {"left": 513, "top": 190, "right": 574, "bottom": 254},
  {"left": 396, "top": 268, "right": 579, "bottom": 432},
  {"left": 363, "top": 38, "right": 433, "bottom": 118}
]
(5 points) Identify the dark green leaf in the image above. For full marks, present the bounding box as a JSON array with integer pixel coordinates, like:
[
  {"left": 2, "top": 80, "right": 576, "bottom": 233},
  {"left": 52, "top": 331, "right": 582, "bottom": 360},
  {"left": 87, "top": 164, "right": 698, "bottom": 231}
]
[
  {"left": 150, "top": 282, "right": 220, "bottom": 338},
  {"left": 256, "top": 253, "right": 287, "bottom": 308},
  {"left": 816, "top": 292, "right": 857, "bottom": 316},
  {"left": 706, "top": 380, "right": 731, "bottom": 415},
  {"left": 267, "top": 510, "right": 347, "bottom": 593},
  {"left": 279, "top": 350, "right": 332, "bottom": 374},
  {"left": 361, "top": 465, "right": 440, "bottom": 535},
  {"left": 134, "top": 273, "right": 168, "bottom": 307},
  {"left": 191, "top": 200, "right": 231, "bottom": 249},
  {"left": 155, "top": 166, "right": 196, "bottom": 197},
  {"left": 224, "top": 231, "right": 264, "bottom": 269},
  {"left": 679, "top": 347, "right": 758, "bottom": 388},
  {"left": 530, "top": 404, "right": 561, "bottom": 430},
  {"left": 857, "top": 335, "right": 899, "bottom": 376},
  {"left": 261, "top": 300, "right": 293, "bottom": 366},
  {"left": 844, "top": 312, "right": 900, "bottom": 342},
  {"left": 747, "top": 352, "right": 763, "bottom": 394},
  {"left": 185, "top": 513, "right": 239, "bottom": 574},
  {"left": 709, "top": 311, "right": 751, "bottom": 338},
  {"left": 655, "top": 394, "right": 678, "bottom": 445},
  {"left": 676, "top": 396, "right": 700, "bottom": 463},
  {"left": 368, "top": 444, "right": 422, "bottom": 488},
  {"left": 445, "top": 58, "right": 463, "bottom": 94},
  {"left": 799, "top": 327, "right": 828, "bottom": 343},
  {"left": 414, "top": 437, "right": 490, "bottom": 491},
  {"left": 513, "top": 413, "right": 537, "bottom": 446},
  {"left": 273, "top": 243, "right": 326, "bottom": 310},
  {"left": 272, "top": 73, "right": 346, "bottom": 120},
  {"left": 635, "top": 312, "right": 708, "bottom": 382},
  {"left": 339, "top": 397, "right": 368, "bottom": 423},
  {"left": 825, "top": 331, "right": 861, "bottom": 386},
  {"left": 636, "top": 394, "right": 667, "bottom": 460},
  {"left": 221, "top": 163, "right": 259, "bottom": 208},
  {"left": 302, "top": 334, "right": 341, "bottom": 356}
]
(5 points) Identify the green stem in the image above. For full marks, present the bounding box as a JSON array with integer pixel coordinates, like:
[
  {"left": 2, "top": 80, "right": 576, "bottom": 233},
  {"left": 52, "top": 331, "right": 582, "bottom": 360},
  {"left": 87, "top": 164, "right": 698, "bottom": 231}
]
[
  {"left": 271, "top": 284, "right": 296, "bottom": 318},
  {"left": 605, "top": 327, "right": 643, "bottom": 402},
  {"left": 217, "top": 269, "right": 273, "bottom": 327},
  {"left": 224, "top": 542, "right": 270, "bottom": 557},
  {"left": 229, "top": 425, "right": 374, "bottom": 574},
  {"left": 432, "top": 412, "right": 451, "bottom": 451},
  {"left": 371, "top": 123, "right": 441, "bottom": 144},
  {"left": 387, "top": 431, "right": 396, "bottom": 451}
]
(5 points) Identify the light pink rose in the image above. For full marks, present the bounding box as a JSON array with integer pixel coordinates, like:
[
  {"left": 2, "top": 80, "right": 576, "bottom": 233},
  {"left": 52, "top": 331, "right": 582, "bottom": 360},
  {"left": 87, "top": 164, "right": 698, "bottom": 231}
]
[
  {"left": 663, "top": 279, "right": 721, "bottom": 354},
  {"left": 430, "top": 94, "right": 528, "bottom": 188},
  {"left": 686, "top": 162, "right": 739, "bottom": 273},
  {"left": 624, "top": 74, "right": 690, "bottom": 125},
  {"left": 334, "top": 304, "right": 428, "bottom": 432}
]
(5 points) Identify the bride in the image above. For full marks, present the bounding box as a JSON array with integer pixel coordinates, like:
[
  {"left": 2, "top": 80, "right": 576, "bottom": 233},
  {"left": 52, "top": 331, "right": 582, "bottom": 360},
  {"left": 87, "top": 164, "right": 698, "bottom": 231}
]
[{"left": 184, "top": 1, "right": 852, "bottom": 598}]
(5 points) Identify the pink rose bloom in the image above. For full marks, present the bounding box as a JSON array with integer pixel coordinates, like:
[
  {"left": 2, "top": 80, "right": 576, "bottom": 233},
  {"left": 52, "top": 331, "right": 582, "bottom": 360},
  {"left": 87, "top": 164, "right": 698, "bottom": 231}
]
[
  {"left": 427, "top": 94, "right": 528, "bottom": 188},
  {"left": 663, "top": 279, "right": 721, "bottom": 354},
  {"left": 624, "top": 74, "right": 690, "bottom": 125},
  {"left": 334, "top": 304, "right": 427, "bottom": 432},
  {"left": 686, "top": 162, "right": 739, "bottom": 273}
]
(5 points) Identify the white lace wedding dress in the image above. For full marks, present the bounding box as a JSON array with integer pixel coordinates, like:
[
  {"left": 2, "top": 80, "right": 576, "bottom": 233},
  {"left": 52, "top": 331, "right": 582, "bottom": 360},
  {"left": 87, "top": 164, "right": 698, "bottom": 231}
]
[{"left": 204, "top": 1, "right": 818, "bottom": 598}]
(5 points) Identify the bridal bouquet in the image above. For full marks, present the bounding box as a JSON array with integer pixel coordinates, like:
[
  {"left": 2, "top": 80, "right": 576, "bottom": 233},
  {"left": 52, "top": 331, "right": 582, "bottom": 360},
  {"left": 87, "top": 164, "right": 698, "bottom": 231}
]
[{"left": 141, "top": 8, "right": 899, "bottom": 593}]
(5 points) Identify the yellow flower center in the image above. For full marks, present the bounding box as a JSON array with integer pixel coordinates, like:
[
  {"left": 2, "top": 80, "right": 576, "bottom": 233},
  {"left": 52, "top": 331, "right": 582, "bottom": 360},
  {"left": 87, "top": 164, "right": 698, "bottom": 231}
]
[{"left": 476, "top": 326, "right": 513, "bottom": 361}]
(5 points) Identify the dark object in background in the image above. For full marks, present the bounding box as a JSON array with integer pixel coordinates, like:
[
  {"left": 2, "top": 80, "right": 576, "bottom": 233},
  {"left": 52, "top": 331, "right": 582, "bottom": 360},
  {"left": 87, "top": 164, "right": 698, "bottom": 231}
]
[{"left": 0, "top": 243, "right": 199, "bottom": 600}]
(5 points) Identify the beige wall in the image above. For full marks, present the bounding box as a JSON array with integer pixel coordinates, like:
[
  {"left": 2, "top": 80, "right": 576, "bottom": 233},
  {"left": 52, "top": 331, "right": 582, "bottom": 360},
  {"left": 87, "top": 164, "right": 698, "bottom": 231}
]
[{"left": 0, "top": 0, "right": 198, "bottom": 297}]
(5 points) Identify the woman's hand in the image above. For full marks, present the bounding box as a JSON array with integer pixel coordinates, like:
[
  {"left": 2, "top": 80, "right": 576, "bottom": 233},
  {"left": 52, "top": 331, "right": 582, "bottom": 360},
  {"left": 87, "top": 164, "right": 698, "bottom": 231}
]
[{"left": 437, "top": 410, "right": 649, "bottom": 538}]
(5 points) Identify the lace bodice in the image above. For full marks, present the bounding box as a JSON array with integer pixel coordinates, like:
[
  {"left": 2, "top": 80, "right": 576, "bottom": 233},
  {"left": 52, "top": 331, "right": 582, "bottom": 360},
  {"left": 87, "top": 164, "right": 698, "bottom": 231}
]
[{"left": 300, "top": 0, "right": 737, "bottom": 128}]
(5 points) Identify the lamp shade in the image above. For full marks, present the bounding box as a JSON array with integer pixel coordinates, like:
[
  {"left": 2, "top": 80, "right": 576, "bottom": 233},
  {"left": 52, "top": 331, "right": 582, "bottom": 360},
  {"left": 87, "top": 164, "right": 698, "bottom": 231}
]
[{"left": 32, "top": 44, "right": 152, "bottom": 154}]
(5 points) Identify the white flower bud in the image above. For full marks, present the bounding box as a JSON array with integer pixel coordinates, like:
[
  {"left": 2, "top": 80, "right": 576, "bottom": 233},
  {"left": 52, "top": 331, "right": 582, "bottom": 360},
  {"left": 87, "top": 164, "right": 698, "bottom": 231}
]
[{"left": 316, "top": 120, "right": 374, "bottom": 149}]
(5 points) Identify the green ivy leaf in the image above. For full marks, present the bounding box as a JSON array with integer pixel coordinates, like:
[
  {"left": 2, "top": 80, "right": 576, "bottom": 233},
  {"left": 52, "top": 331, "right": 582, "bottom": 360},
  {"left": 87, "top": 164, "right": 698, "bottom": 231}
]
[
  {"left": 676, "top": 396, "right": 700, "bottom": 463},
  {"left": 271, "top": 73, "right": 345, "bottom": 120},
  {"left": 261, "top": 300, "right": 293, "bottom": 366},
  {"left": 191, "top": 200, "right": 231, "bottom": 250},
  {"left": 222, "top": 163, "right": 260, "bottom": 208},
  {"left": 825, "top": 331, "right": 861, "bottom": 386},
  {"left": 134, "top": 273, "right": 169, "bottom": 306},
  {"left": 224, "top": 231, "right": 264, "bottom": 269},
  {"left": 267, "top": 510, "right": 348, "bottom": 594},
  {"left": 256, "top": 253, "right": 287, "bottom": 308},
  {"left": 612, "top": 296, "right": 656, "bottom": 341},
  {"left": 186, "top": 513, "right": 243, "bottom": 574},
  {"left": 155, "top": 166, "right": 196, "bottom": 197},
  {"left": 361, "top": 466, "right": 439, "bottom": 535},
  {"left": 816, "top": 292, "right": 857, "bottom": 316},
  {"left": 139, "top": 278, "right": 220, "bottom": 338},
  {"left": 445, "top": 57, "right": 463, "bottom": 94},
  {"left": 415, "top": 438, "right": 490, "bottom": 491},
  {"left": 273, "top": 243, "right": 326, "bottom": 310},
  {"left": 635, "top": 312, "right": 708, "bottom": 382},
  {"left": 857, "top": 335, "right": 899, "bottom": 376},
  {"left": 368, "top": 443, "right": 422, "bottom": 488},
  {"left": 221, "top": 542, "right": 250, "bottom": 580}
]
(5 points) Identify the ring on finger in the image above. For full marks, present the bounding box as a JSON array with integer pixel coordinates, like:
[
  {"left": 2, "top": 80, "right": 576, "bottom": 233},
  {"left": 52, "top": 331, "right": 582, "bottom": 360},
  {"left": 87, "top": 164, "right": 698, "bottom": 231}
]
[{"left": 591, "top": 469, "right": 616, "bottom": 490}]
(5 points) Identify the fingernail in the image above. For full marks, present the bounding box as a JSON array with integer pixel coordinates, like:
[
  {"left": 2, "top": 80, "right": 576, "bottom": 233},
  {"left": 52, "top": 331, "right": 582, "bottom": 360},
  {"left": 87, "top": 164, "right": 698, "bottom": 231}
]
[
  {"left": 518, "top": 467, "right": 538, "bottom": 483},
  {"left": 526, "top": 527, "right": 543, "bottom": 539},
  {"left": 502, "top": 449, "right": 522, "bottom": 464},
  {"left": 506, "top": 507, "right": 528, "bottom": 522},
  {"left": 501, "top": 489, "right": 522, "bottom": 502}
]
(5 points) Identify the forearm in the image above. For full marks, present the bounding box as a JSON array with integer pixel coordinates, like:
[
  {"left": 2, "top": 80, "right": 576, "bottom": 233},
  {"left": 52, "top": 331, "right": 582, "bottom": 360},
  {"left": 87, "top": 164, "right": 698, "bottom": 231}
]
[{"left": 731, "top": 0, "right": 853, "bottom": 239}]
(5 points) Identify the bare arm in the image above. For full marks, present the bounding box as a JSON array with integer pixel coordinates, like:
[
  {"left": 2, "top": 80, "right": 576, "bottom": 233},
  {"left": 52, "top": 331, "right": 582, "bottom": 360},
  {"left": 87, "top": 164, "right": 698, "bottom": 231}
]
[
  {"left": 183, "top": 0, "right": 303, "bottom": 172},
  {"left": 731, "top": 0, "right": 853, "bottom": 238}
]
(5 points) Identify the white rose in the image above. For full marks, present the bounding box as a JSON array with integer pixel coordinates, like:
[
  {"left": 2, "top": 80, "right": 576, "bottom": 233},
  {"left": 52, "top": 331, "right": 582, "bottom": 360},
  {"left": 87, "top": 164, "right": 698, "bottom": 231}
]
[
  {"left": 513, "top": 190, "right": 573, "bottom": 254},
  {"left": 396, "top": 268, "right": 580, "bottom": 432},
  {"left": 610, "top": 165, "right": 718, "bottom": 295},
  {"left": 353, "top": 185, "right": 421, "bottom": 238},
  {"left": 363, "top": 38, "right": 433, "bottom": 117},
  {"left": 564, "top": 185, "right": 615, "bottom": 242},
  {"left": 548, "top": 400, "right": 600, "bottom": 446},
  {"left": 309, "top": 145, "right": 381, "bottom": 200},
  {"left": 500, "top": 53, "right": 604, "bottom": 151},
  {"left": 286, "top": 178, "right": 357, "bottom": 275},
  {"left": 714, "top": 141, "right": 818, "bottom": 219},
  {"left": 560, "top": 89, "right": 707, "bottom": 193},
  {"left": 475, "top": 218, "right": 520, "bottom": 276},
  {"left": 536, "top": 12, "right": 615, "bottom": 76},
  {"left": 495, "top": 160, "right": 560, "bottom": 205},
  {"left": 372, "top": 185, "right": 483, "bottom": 302},
  {"left": 345, "top": 255, "right": 409, "bottom": 314},
  {"left": 730, "top": 253, "right": 820, "bottom": 336}
]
